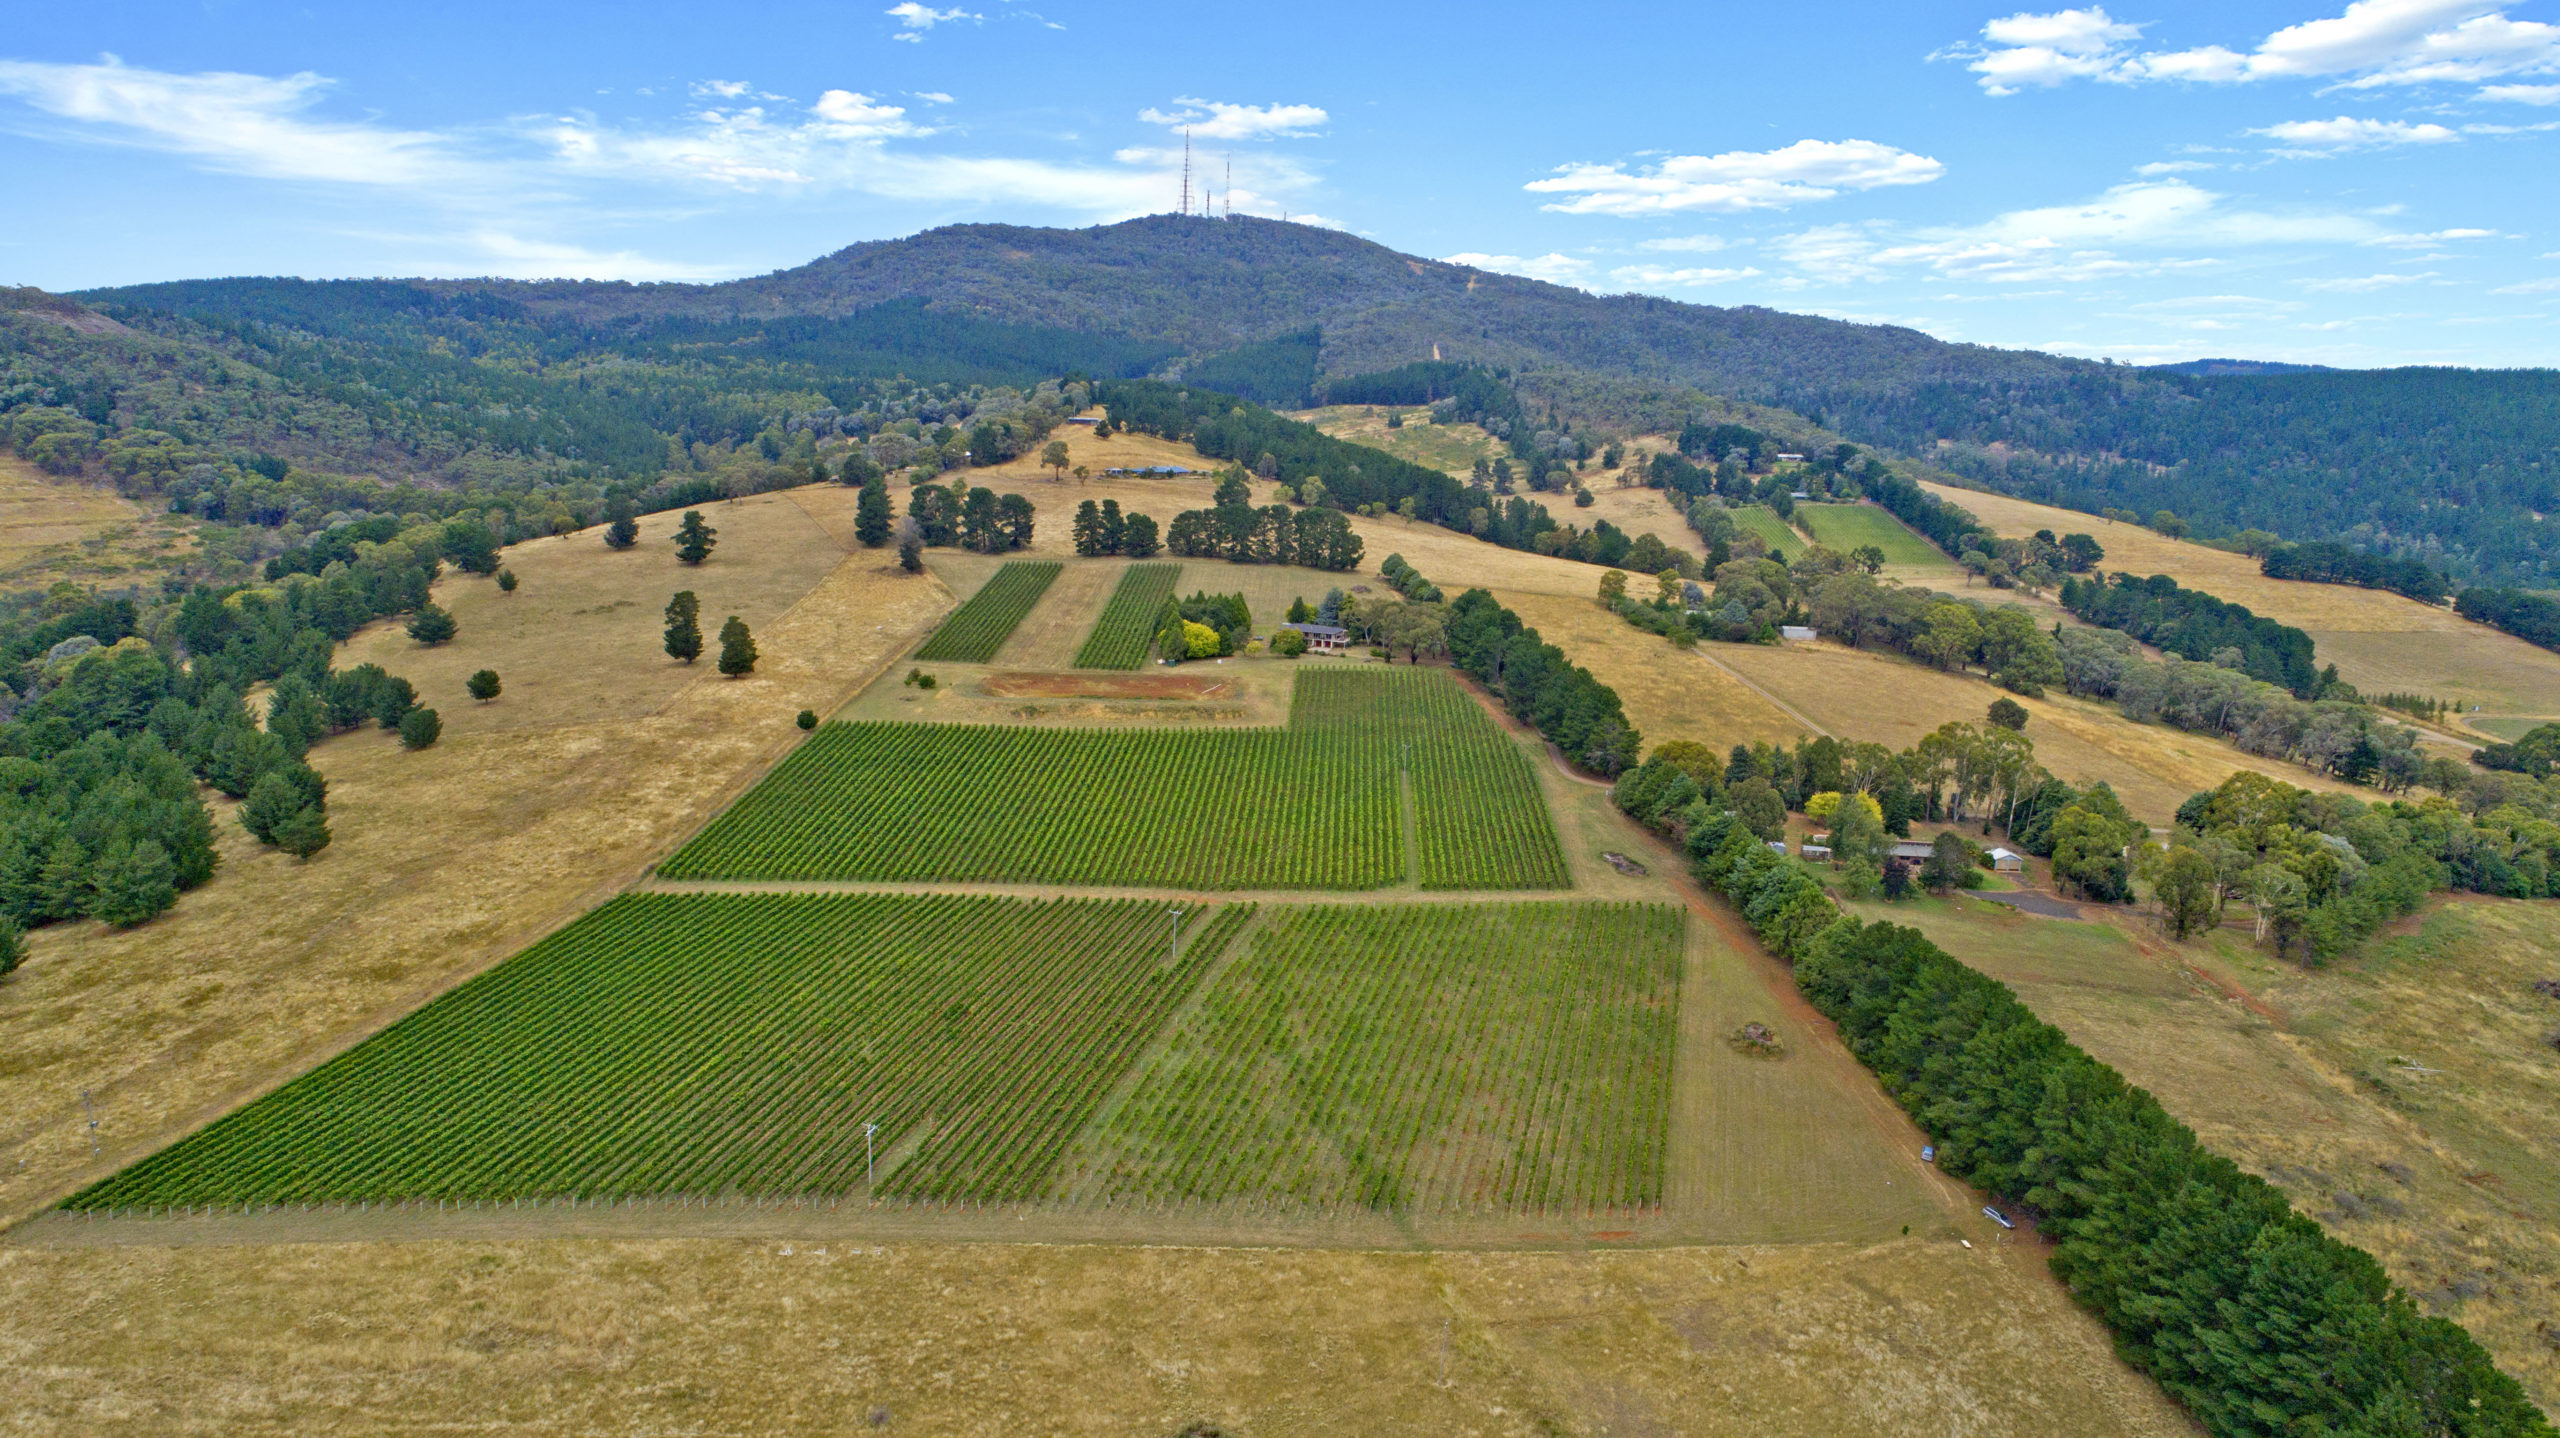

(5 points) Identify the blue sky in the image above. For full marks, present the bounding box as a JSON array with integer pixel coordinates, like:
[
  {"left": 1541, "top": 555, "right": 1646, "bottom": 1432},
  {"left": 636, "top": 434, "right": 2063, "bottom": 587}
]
[{"left": 4, "top": 0, "right": 2557, "bottom": 367}]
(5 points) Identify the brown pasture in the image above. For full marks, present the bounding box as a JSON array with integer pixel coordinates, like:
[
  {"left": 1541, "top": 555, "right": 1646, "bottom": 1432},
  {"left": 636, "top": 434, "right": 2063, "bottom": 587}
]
[
  {"left": 1925, "top": 480, "right": 2560, "bottom": 728},
  {"left": 0, "top": 457, "right": 197, "bottom": 590}
]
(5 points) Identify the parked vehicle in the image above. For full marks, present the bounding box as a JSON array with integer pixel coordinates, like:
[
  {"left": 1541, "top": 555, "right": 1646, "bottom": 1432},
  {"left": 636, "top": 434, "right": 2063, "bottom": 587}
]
[
  {"left": 1983, "top": 1205, "right": 2015, "bottom": 1229},
  {"left": 1921, "top": 1146, "right": 1935, "bottom": 1163}
]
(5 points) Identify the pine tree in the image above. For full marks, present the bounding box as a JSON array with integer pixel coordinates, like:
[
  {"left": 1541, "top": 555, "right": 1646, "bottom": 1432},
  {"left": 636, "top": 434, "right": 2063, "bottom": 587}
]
[
  {"left": 717, "top": 616, "right": 758, "bottom": 677},
  {"left": 1072, "top": 499, "right": 1104, "bottom": 557},
  {"left": 898, "top": 536, "right": 924, "bottom": 572},
  {"left": 855, "top": 474, "right": 894, "bottom": 547},
  {"left": 466, "top": 669, "right": 501, "bottom": 703},
  {"left": 664, "top": 591, "right": 702, "bottom": 663},
  {"left": 1100, "top": 498, "right": 1126, "bottom": 555},
  {"left": 674, "top": 510, "right": 717, "bottom": 565},
  {"left": 604, "top": 496, "right": 639, "bottom": 550},
  {"left": 266, "top": 675, "right": 328, "bottom": 757},
  {"left": 497, "top": 568, "right": 518, "bottom": 593},
  {"left": 239, "top": 772, "right": 303, "bottom": 845},
  {"left": 398, "top": 706, "right": 441, "bottom": 750},
  {"left": 273, "top": 806, "right": 331, "bottom": 861},
  {"left": 406, "top": 603, "right": 457, "bottom": 645},
  {"left": 87, "top": 838, "right": 177, "bottom": 928},
  {"left": 0, "top": 916, "right": 24, "bottom": 978}
]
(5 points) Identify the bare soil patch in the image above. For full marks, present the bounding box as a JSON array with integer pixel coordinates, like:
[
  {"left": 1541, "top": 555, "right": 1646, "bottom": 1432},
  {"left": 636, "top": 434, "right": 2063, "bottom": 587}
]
[{"left": 982, "top": 671, "right": 1234, "bottom": 699}]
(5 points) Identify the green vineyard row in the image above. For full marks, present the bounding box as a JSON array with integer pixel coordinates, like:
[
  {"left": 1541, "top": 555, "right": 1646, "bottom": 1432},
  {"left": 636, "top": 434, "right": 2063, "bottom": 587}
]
[
  {"left": 67, "top": 898, "right": 1675, "bottom": 1215},
  {"left": 1073, "top": 562, "right": 1183, "bottom": 669},
  {"left": 912, "top": 560, "right": 1063, "bottom": 662},
  {"left": 657, "top": 668, "right": 1569, "bottom": 890}
]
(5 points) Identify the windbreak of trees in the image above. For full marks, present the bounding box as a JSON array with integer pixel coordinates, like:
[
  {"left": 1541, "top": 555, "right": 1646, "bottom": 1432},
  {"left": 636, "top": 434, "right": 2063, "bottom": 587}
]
[
  {"left": 1867, "top": 473, "right": 1998, "bottom": 559},
  {"left": 2061, "top": 572, "right": 2321, "bottom": 698},
  {"left": 1442, "top": 589, "right": 1639, "bottom": 775},
  {"left": 2455, "top": 585, "right": 2560, "bottom": 654},
  {"left": 2261, "top": 541, "right": 2449, "bottom": 604}
]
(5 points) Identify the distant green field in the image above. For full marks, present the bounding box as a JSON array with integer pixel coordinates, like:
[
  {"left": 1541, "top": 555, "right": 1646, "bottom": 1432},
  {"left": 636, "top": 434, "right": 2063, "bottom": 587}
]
[
  {"left": 913, "top": 560, "right": 1062, "bottom": 662},
  {"left": 1796, "top": 504, "right": 1949, "bottom": 567},
  {"left": 1732, "top": 504, "right": 1805, "bottom": 555},
  {"left": 1067, "top": 901, "right": 1684, "bottom": 1210}
]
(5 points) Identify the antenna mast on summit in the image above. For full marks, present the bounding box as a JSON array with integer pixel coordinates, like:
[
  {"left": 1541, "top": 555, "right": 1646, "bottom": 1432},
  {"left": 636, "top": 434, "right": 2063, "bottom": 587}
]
[
  {"left": 1179, "top": 127, "right": 1193, "bottom": 216},
  {"left": 1225, "top": 155, "right": 1233, "bottom": 219}
]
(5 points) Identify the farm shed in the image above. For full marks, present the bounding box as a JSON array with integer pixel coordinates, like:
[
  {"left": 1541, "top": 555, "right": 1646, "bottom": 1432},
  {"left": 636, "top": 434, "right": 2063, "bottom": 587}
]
[
  {"left": 1278, "top": 622, "right": 1349, "bottom": 652},
  {"left": 1888, "top": 840, "right": 1936, "bottom": 862},
  {"left": 1799, "top": 842, "right": 1833, "bottom": 861},
  {"left": 1779, "top": 625, "right": 1817, "bottom": 642},
  {"left": 1987, "top": 847, "right": 2024, "bottom": 873}
]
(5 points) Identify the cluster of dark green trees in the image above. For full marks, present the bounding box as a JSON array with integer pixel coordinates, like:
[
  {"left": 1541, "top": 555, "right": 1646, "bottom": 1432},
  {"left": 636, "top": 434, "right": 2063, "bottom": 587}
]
[
  {"left": 1156, "top": 591, "right": 1250, "bottom": 662},
  {"left": 1442, "top": 589, "right": 1640, "bottom": 775},
  {"left": 906, "top": 480, "right": 1035, "bottom": 554},
  {"left": 2261, "top": 541, "right": 2450, "bottom": 604},
  {"left": 1161, "top": 467, "right": 1363, "bottom": 569},
  {"left": 1376, "top": 554, "right": 1439, "bottom": 602},
  {"left": 2061, "top": 572, "right": 2322, "bottom": 698},
  {"left": 2454, "top": 586, "right": 2560, "bottom": 653},
  {"left": 1069, "top": 499, "right": 1162, "bottom": 558}
]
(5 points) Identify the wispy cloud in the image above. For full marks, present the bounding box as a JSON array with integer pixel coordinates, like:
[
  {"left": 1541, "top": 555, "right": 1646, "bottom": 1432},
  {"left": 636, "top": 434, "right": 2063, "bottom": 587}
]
[
  {"left": 2136, "top": 160, "right": 2217, "bottom": 174},
  {"left": 1610, "top": 263, "right": 1761, "bottom": 286},
  {"left": 2365, "top": 226, "right": 2502, "bottom": 245},
  {"left": 2301, "top": 270, "right": 2439, "bottom": 289},
  {"left": 1139, "top": 97, "right": 1328, "bottom": 140},
  {"left": 0, "top": 54, "right": 457, "bottom": 185},
  {"left": 1943, "top": 2, "right": 2560, "bottom": 94},
  {"left": 2252, "top": 115, "right": 2461, "bottom": 153},
  {"left": 1527, "top": 139, "right": 1943, "bottom": 216},
  {"left": 1636, "top": 234, "right": 1732, "bottom": 252},
  {"left": 886, "top": 4, "right": 980, "bottom": 42},
  {"left": 2481, "top": 81, "right": 2560, "bottom": 101},
  {"left": 1769, "top": 180, "right": 2379, "bottom": 286},
  {"left": 1441, "top": 252, "right": 1592, "bottom": 287},
  {"left": 2491, "top": 275, "right": 2560, "bottom": 292}
]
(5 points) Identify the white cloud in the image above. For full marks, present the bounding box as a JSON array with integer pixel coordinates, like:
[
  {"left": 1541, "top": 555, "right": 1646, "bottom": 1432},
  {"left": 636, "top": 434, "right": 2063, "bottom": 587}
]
[
  {"left": 2135, "top": 160, "right": 2217, "bottom": 174},
  {"left": 2366, "top": 226, "right": 2500, "bottom": 245},
  {"left": 1636, "top": 234, "right": 1731, "bottom": 252},
  {"left": 1138, "top": 97, "right": 1328, "bottom": 140},
  {"left": 1769, "top": 180, "right": 2380, "bottom": 287},
  {"left": 0, "top": 54, "right": 456, "bottom": 185},
  {"left": 1945, "top": 1, "right": 2560, "bottom": 93},
  {"left": 1609, "top": 263, "right": 1762, "bottom": 286},
  {"left": 914, "top": 91, "right": 956, "bottom": 104},
  {"left": 2300, "top": 270, "right": 2439, "bottom": 289},
  {"left": 1526, "top": 139, "right": 1943, "bottom": 216},
  {"left": 2251, "top": 115, "right": 2462, "bottom": 152},
  {"left": 886, "top": 4, "right": 980, "bottom": 41},
  {"left": 2481, "top": 81, "right": 2560, "bottom": 101},
  {"left": 2492, "top": 276, "right": 2560, "bottom": 292},
  {"left": 1441, "top": 252, "right": 1592, "bottom": 287}
]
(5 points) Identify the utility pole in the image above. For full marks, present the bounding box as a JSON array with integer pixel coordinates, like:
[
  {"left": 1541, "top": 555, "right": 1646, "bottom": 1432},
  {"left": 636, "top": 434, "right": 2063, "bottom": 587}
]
[
  {"left": 865, "top": 1122, "right": 878, "bottom": 1193},
  {"left": 1180, "top": 128, "right": 1192, "bottom": 217},
  {"left": 1224, "top": 154, "right": 1233, "bottom": 219},
  {"left": 79, "top": 1089, "right": 99, "bottom": 1155},
  {"left": 1168, "top": 907, "right": 1183, "bottom": 967}
]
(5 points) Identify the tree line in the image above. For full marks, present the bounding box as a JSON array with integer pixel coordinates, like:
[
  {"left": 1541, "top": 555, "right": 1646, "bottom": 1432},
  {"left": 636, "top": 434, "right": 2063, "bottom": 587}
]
[
  {"left": 2061, "top": 572, "right": 2322, "bottom": 698},
  {"left": 1443, "top": 589, "right": 1640, "bottom": 776}
]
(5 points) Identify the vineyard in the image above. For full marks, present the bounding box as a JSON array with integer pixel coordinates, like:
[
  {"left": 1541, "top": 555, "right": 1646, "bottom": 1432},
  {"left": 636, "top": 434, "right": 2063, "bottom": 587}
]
[
  {"left": 658, "top": 668, "right": 1568, "bottom": 890},
  {"left": 1294, "top": 669, "right": 1571, "bottom": 890},
  {"left": 66, "top": 894, "right": 1256, "bottom": 1208},
  {"left": 1074, "top": 562, "right": 1183, "bottom": 669},
  {"left": 912, "top": 560, "right": 1063, "bottom": 662},
  {"left": 1062, "top": 902, "right": 1684, "bottom": 1212}
]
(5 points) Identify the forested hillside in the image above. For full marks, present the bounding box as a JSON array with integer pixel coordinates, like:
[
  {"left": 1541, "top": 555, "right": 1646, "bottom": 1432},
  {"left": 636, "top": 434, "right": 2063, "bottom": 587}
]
[{"left": 13, "top": 215, "right": 2560, "bottom": 583}]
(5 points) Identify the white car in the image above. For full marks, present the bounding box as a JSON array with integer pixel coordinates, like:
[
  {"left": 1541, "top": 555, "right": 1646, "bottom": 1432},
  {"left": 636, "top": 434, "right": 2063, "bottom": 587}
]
[{"left": 1983, "top": 1205, "right": 2015, "bottom": 1229}]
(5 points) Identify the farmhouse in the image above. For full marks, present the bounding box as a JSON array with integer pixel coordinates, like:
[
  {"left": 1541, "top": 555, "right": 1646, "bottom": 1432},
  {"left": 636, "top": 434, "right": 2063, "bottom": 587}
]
[
  {"left": 1103, "top": 465, "right": 1197, "bottom": 477},
  {"left": 1278, "top": 622, "right": 1348, "bottom": 652},
  {"left": 1888, "top": 840, "right": 1936, "bottom": 862},
  {"left": 1064, "top": 415, "right": 1099, "bottom": 425}
]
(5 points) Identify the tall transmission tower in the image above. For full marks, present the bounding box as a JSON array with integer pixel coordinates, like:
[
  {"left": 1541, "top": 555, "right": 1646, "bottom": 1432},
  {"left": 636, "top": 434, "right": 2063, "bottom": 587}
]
[
  {"left": 1224, "top": 154, "right": 1233, "bottom": 219},
  {"left": 1179, "top": 127, "right": 1192, "bottom": 217}
]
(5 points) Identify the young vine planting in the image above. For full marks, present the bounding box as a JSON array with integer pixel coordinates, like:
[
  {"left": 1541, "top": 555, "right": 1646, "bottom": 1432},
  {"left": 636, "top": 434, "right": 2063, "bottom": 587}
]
[
  {"left": 912, "top": 560, "right": 1062, "bottom": 662},
  {"left": 67, "top": 894, "right": 1254, "bottom": 1209},
  {"left": 1073, "top": 562, "right": 1182, "bottom": 669},
  {"left": 659, "top": 668, "right": 1567, "bottom": 890},
  {"left": 1062, "top": 902, "right": 1683, "bottom": 1212}
]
